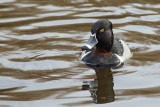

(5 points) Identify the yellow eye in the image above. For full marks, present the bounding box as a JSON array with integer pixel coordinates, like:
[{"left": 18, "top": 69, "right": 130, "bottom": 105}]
[{"left": 100, "top": 29, "right": 104, "bottom": 32}]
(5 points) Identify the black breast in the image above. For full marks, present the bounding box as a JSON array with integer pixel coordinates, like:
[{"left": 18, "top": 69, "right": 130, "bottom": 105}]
[{"left": 81, "top": 51, "right": 121, "bottom": 68}]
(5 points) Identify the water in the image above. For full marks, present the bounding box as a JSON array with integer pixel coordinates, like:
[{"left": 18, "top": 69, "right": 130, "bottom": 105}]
[{"left": 0, "top": 0, "right": 160, "bottom": 107}]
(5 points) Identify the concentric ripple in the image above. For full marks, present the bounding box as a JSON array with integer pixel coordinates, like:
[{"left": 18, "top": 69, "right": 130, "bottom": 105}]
[{"left": 0, "top": 0, "right": 160, "bottom": 107}]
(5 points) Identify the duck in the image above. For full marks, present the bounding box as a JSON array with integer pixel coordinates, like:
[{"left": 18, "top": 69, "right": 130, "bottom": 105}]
[{"left": 81, "top": 19, "right": 132, "bottom": 68}]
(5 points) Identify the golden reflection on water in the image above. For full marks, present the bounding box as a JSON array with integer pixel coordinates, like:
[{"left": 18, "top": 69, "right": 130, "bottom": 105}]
[{"left": 0, "top": 0, "right": 160, "bottom": 107}]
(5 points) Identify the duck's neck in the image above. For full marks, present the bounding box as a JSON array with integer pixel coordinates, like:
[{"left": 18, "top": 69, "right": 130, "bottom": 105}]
[
  {"left": 94, "top": 48, "right": 110, "bottom": 56},
  {"left": 95, "top": 37, "right": 114, "bottom": 54}
]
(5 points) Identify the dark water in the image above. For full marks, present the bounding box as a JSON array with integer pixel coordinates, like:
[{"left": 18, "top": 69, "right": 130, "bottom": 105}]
[{"left": 0, "top": 0, "right": 160, "bottom": 107}]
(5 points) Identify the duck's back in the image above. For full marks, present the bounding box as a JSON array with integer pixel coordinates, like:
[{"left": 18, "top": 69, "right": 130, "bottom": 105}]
[
  {"left": 111, "top": 38, "right": 124, "bottom": 56},
  {"left": 112, "top": 38, "right": 132, "bottom": 61}
]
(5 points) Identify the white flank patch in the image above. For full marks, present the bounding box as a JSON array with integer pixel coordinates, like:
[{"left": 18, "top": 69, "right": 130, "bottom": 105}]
[{"left": 120, "top": 40, "right": 132, "bottom": 60}]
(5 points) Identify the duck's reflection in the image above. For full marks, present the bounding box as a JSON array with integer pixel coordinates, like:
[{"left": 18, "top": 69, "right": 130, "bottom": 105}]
[{"left": 82, "top": 68, "right": 114, "bottom": 104}]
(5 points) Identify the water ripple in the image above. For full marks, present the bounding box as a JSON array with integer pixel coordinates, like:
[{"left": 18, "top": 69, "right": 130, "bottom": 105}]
[{"left": 0, "top": 0, "right": 160, "bottom": 106}]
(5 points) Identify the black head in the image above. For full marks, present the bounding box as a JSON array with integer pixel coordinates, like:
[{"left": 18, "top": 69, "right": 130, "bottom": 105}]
[
  {"left": 92, "top": 19, "right": 114, "bottom": 52},
  {"left": 82, "top": 19, "right": 114, "bottom": 52},
  {"left": 91, "top": 19, "right": 112, "bottom": 34}
]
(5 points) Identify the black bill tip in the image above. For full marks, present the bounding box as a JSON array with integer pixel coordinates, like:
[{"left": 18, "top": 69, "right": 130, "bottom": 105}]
[{"left": 81, "top": 46, "right": 90, "bottom": 51}]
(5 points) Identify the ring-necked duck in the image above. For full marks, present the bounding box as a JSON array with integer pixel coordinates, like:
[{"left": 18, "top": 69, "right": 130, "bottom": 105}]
[{"left": 81, "top": 19, "right": 132, "bottom": 68}]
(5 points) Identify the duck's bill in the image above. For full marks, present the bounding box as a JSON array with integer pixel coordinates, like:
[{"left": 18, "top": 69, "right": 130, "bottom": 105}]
[{"left": 81, "top": 34, "right": 98, "bottom": 50}]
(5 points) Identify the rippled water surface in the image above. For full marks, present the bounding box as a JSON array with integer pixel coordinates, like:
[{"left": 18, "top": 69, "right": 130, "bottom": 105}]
[{"left": 0, "top": 0, "right": 160, "bottom": 107}]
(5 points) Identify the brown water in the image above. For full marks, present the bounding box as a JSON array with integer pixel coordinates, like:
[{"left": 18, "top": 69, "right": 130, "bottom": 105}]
[{"left": 0, "top": 0, "right": 160, "bottom": 107}]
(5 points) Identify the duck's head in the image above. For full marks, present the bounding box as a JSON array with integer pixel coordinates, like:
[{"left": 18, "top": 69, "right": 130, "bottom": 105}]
[{"left": 82, "top": 19, "right": 114, "bottom": 53}]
